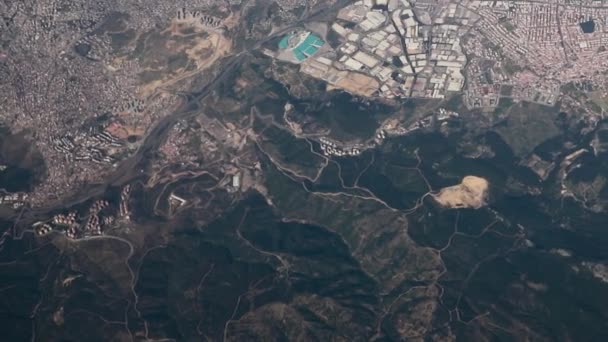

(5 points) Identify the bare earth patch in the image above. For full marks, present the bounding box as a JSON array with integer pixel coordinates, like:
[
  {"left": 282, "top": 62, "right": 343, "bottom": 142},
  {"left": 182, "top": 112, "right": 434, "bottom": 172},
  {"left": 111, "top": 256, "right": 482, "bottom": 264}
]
[
  {"left": 432, "top": 175, "right": 489, "bottom": 209},
  {"left": 326, "top": 71, "right": 380, "bottom": 97}
]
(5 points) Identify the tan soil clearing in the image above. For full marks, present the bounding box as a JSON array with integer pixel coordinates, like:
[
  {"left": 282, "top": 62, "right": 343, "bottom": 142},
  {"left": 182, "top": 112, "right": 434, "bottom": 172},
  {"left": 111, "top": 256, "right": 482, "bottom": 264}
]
[
  {"left": 327, "top": 71, "right": 380, "bottom": 97},
  {"left": 432, "top": 175, "right": 489, "bottom": 209},
  {"left": 138, "top": 32, "right": 232, "bottom": 97},
  {"left": 106, "top": 122, "right": 145, "bottom": 139}
]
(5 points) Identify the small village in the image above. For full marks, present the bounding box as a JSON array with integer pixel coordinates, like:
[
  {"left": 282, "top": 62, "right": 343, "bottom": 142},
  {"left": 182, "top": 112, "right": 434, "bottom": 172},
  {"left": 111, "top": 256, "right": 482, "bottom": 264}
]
[{"left": 32, "top": 185, "right": 132, "bottom": 239}]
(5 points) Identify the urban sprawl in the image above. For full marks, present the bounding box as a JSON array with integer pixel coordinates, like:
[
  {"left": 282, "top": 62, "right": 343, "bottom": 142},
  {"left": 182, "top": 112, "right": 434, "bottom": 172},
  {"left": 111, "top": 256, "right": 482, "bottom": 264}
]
[{"left": 268, "top": 0, "right": 608, "bottom": 110}]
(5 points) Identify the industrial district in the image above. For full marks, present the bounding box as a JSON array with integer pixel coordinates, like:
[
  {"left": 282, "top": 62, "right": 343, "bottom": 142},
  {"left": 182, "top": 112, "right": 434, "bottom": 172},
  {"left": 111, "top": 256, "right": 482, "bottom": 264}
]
[
  {"left": 267, "top": 0, "right": 608, "bottom": 112},
  {"left": 267, "top": 0, "right": 467, "bottom": 99}
]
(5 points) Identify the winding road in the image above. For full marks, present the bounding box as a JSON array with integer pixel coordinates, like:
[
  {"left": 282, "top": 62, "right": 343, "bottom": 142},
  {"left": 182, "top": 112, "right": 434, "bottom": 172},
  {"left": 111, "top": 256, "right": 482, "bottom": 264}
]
[{"left": 14, "top": 0, "right": 355, "bottom": 225}]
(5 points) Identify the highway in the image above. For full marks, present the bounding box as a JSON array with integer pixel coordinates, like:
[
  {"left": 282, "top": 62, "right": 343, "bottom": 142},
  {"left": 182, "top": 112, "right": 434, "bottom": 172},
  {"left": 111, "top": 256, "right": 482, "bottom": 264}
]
[{"left": 13, "top": 0, "right": 354, "bottom": 225}]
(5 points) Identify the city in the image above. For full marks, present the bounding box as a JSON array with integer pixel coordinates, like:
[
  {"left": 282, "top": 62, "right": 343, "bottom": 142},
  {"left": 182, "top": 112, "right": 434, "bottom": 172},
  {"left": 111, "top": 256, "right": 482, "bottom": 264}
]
[
  {"left": 1, "top": 0, "right": 608, "bottom": 341},
  {"left": 267, "top": 0, "right": 608, "bottom": 113}
]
